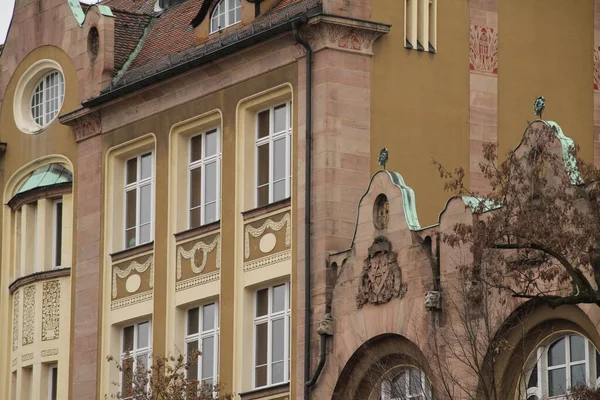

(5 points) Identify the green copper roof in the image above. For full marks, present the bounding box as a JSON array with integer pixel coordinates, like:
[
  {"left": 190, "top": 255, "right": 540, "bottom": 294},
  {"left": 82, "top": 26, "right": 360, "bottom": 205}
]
[{"left": 16, "top": 164, "right": 72, "bottom": 195}]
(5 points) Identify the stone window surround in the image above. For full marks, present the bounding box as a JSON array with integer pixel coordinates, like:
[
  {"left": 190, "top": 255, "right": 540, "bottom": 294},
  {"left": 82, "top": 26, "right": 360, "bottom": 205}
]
[{"left": 13, "top": 59, "right": 66, "bottom": 135}]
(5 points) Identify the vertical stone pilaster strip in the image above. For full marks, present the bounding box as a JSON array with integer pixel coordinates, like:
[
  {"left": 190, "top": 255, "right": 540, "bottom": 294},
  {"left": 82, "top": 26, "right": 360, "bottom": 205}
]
[
  {"left": 72, "top": 133, "right": 102, "bottom": 400},
  {"left": 594, "top": 0, "right": 600, "bottom": 167},
  {"left": 469, "top": 0, "right": 498, "bottom": 194}
]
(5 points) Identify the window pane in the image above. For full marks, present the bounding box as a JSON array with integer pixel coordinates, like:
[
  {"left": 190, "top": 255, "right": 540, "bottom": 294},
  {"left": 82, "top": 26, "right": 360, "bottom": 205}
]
[
  {"left": 121, "top": 357, "right": 134, "bottom": 397},
  {"left": 527, "top": 364, "right": 538, "bottom": 389},
  {"left": 409, "top": 369, "right": 422, "bottom": 395},
  {"left": 205, "top": 203, "right": 217, "bottom": 224},
  {"left": 228, "top": 9, "right": 235, "bottom": 24},
  {"left": 123, "top": 326, "right": 134, "bottom": 352},
  {"left": 548, "top": 337, "right": 566, "bottom": 366},
  {"left": 190, "top": 167, "right": 202, "bottom": 209},
  {"left": 257, "top": 186, "right": 269, "bottom": 208},
  {"left": 201, "top": 336, "right": 215, "bottom": 380},
  {"left": 235, "top": 6, "right": 241, "bottom": 22},
  {"left": 125, "top": 189, "right": 137, "bottom": 229},
  {"left": 205, "top": 130, "right": 218, "bottom": 157},
  {"left": 126, "top": 158, "right": 137, "bottom": 184},
  {"left": 203, "top": 303, "right": 216, "bottom": 331},
  {"left": 272, "top": 318, "right": 285, "bottom": 362},
  {"left": 54, "top": 201, "right": 63, "bottom": 266},
  {"left": 571, "top": 363, "right": 586, "bottom": 388},
  {"left": 274, "top": 104, "right": 287, "bottom": 133},
  {"left": 272, "top": 361, "right": 284, "bottom": 384},
  {"left": 273, "top": 138, "right": 286, "bottom": 181},
  {"left": 126, "top": 228, "right": 136, "bottom": 249},
  {"left": 255, "top": 322, "right": 268, "bottom": 366},
  {"left": 136, "top": 354, "right": 148, "bottom": 372},
  {"left": 50, "top": 367, "right": 58, "bottom": 400},
  {"left": 191, "top": 135, "right": 202, "bottom": 162},
  {"left": 570, "top": 335, "right": 586, "bottom": 362},
  {"left": 188, "top": 307, "right": 199, "bottom": 335},
  {"left": 257, "top": 144, "right": 269, "bottom": 186},
  {"left": 257, "top": 110, "right": 270, "bottom": 139},
  {"left": 139, "top": 184, "right": 151, "bottom": 224},
  {"left": 205, "top": 162, "right": 217, "bottom": 203},
  {"left": 140, "top": 223, "right": 151, "bottom": 244},
  {"left": 141, "top": 154, "right": 152, "bottom": 180},
  {"left": 219, "top": 13, "right": 225, "bottom": 29},
  {"left": 190, "top": 208, "right": 201, "bottom": 229},
  {"left": 392, "top": 373, "right": 406, "bottom": 397},
  {"left": 187, "top": 340, "right": 199, "bottom": 380},
  {"left": 272, "top": 284, "right": 286, "bottom": 313},
  {"left": 273, "top": 180, "right": 286, "bottom": 203},
  {"left": 256, "top": 289, "right": 268, "bottom": 317},
  {"left": 137, "top": 322, "right": 150, "bottom": 348},
  {"left": 255, "top": 365, "right": 267, "bottom": 388},
  {"left": 548, "top": 367, "right": 566, "bottom": 396}
]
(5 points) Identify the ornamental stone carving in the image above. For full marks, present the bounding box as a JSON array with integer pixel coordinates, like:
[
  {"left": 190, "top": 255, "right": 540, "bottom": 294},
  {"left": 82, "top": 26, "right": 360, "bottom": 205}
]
[
  {"left": 12, "top": 290, "right": 19, "bottom": 351},
  {"left": 425, "top": 290, "right": 442, "bottom": 311},
  {"left": 112, "top": 255, "right": 154, "bottom": 299},
  {"left": 356, "top": 236, "right": 407, "bottom": 308},
  {"left": 42, "top": 280, "right": 60, "bottom": 341},
  {"left": 22, "top": 285, "right": 35, "bottom": 346},
  {"left": 317, "top": 313, "right": 334, "bottom": 336},
  {"left": 245, "top": 213, "right": 291, "bottom": 260},
  {"left": 64, "top": 111, "right": 101, "bottom": 142},
  {"left": 300, "top": 17, "right": 390, "bottom": 56},
  {"left": 176, "top": 234, "right": 221, "bottom": 280},
  {"left": 594, "top": 47, "right": 600, "bottom": 91}
]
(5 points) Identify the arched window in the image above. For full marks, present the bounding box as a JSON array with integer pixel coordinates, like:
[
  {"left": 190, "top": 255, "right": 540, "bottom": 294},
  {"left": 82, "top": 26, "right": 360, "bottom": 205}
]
[
  {"left": 210, "top": 0, "right": 241, "bottom": 33},
  {"left": 526, "top": 334, "right": 600, "bottom": 399},
  {"left": 381, "top": 367, "right": 432, "bottom": 400},
  {"left": 30, "top": 70, "right": 64, "bottom": 128}
]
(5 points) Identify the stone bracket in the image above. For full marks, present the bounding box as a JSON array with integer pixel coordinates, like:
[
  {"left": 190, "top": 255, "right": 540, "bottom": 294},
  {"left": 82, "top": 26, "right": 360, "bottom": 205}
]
[
  {"left": 60, "top": 110, "right": 102, "bottom": 142},
  {"left": 302, "top": 15, "right": 391, "bottom": 56}
]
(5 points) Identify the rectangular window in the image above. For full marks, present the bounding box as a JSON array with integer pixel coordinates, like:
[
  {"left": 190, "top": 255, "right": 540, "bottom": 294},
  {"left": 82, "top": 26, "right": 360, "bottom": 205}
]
[
  {"left": 124, "top": 153, "right": 153, "bottom": 249},
  {"left": 255, "top": 102, "right": 292, "bottom": 207},
  {"left": 405, "top": 0, "right": 436, "bottom": 52},
  {"left": 22, "top": 366, "right": 32, "bottom": 400},
  {"left": 405, "top": 0, "right": 417, "bottom": 48},
  {"left": 53, "top": 200, "right": 62, "bottom": 268},
  {"left": 189, "top": 129, "right": 221, "bottom": 228},
  {"left": 11, "top": 371, "right": 16, "bottom": 400},
  {"left": 428, "top": 0, "right": 436, "bottom": 50},
  {"left": 253, "top": 283, "right": 290, "bottom": 388},
  {"left": 14, "top": 209, "right": 21, "bottom": 279},
  {"left": 121, "top": 321, "right": 151, "bottom": 397},
  {"left": 48, "top": 364, "right": 58, "bottom": 400},
  {"left": 185, "top": 303, "right": 220, "bottom": 388}
]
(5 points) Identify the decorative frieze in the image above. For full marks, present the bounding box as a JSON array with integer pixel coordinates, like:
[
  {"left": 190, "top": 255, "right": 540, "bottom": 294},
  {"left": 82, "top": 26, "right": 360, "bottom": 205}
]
[
  {"left": 175, "top": 271, "right": 220, "bottom": 292},
  {"left": 357, "top": 237, "right": 407, "bottom": 308},
  {"left": 469, "top": 26, "right": 498, "bottom": 75},
  {"left": 112, "top": 255, "right": 154, "bottom": 299},
  {"left": 41, "top": 348, "right": 59, "bottom": 357},
  {"left": 22, "top": 285, "right": 35, "bottom": 346},
  {"left": 176, "top": 234, "right": 221, "bottom": 280},
  {"left": 243, "top": 250, "right": 291, "bottom": 272},
  {"left": 21, "top": 353, "right": 33, "bottom": 362},
  {"left": 12, "top": 290, "right": 19, "bottom": 351},
  {"left": 42, "top": 280, "right": 61, "bottom": 341},
  {"left": 111, "top": 291, "right": 153, "bottom": 310},
  {"left": 245, "top": 212, "right": 291, "bottom": 260}
]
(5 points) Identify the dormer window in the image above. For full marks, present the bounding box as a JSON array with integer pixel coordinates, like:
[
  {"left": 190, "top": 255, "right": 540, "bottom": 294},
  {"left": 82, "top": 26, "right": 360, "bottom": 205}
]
[{"left": 210, "top": 0, "right": 241, "bottom": 34}]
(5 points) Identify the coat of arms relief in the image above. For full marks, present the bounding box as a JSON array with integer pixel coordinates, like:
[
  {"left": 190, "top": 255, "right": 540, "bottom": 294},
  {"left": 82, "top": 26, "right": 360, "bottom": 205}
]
[{"left": 356, "top": 236, "right": 407, "bottom": 308}]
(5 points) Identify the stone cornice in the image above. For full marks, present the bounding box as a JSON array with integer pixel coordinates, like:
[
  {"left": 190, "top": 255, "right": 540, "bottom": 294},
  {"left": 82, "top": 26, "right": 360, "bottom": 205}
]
[
  {"left": 9, "top": 268, "right": 71, "bottom": 294},
  {"left": 59, "top": 109, "right": 102, "bottom": 142},
  {"left": 302, "top": 15, "right": 391, "bottom": 56}
]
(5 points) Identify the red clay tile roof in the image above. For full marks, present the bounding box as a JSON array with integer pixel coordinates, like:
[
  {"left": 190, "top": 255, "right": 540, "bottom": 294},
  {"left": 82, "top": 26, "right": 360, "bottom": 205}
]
[{"left": 113, "top": 11, "right": 153, "bottom": 74}]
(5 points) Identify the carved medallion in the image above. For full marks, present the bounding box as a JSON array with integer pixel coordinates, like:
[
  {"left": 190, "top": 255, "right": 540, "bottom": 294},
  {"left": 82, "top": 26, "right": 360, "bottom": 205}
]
[{"left": 357, "top": 236, "right": 407, "bottom": 308}]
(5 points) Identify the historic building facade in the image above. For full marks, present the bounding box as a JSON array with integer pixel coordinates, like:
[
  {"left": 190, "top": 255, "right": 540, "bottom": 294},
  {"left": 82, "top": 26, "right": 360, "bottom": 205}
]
[{"left": 0, "top": 0, "right": 598, "bottom": 399}]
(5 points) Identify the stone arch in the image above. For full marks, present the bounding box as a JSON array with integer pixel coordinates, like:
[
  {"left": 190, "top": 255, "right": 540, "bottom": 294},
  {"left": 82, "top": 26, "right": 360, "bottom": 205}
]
[
  {"left": 332, "top": 333, "right": 435, "bottom": 400},
  {"left": 479, "top": 300, "right": 600, "bottom": 399}
]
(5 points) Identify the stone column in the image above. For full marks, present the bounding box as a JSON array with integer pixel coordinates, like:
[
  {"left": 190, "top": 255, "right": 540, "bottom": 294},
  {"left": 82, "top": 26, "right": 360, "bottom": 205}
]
[
  {"left": 295, "top": 17, "right": 388, "bottom": 399},
  {"left": 469, "top": 0, "right": 498, "bottom": 194},
  {"left": 65, "top": 112, "right": 102, "bottom": 400}
]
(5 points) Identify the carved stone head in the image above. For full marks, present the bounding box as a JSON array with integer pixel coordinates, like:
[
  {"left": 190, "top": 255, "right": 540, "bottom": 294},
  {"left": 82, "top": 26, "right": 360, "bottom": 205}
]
[{"left": 425, "top": 290, "right": 442, "bottom": 311}]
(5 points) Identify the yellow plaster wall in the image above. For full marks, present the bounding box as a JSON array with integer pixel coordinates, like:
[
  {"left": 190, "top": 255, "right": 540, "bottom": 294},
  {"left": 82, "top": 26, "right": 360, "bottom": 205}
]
[
  {"left": 371, "top": 0, "right": 470, "bottom": 227},
  {"left": 498, "top": 0, "right": 593, "bottom": 160}
]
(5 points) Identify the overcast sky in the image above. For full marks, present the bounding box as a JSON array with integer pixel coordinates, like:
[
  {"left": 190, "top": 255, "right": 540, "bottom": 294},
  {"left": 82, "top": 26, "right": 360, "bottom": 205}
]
[{"left": 0, "top": 0, "right": 100, "bottom": 45}]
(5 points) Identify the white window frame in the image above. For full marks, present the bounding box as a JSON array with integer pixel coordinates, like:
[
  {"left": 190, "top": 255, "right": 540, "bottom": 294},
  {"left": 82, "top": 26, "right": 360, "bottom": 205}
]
[
  {"left": 185, "top": 302, "right": 220, "bottom": 386},
  {"left": 123, "top": 152, "right": 154, "bottom": 249},
  {"left": 30, "top": 71, "right": 65, "bottom": 128},
  {"left": 525, "top": 334, "right": 600, "bottom": 399},
  {"left": 48, "top": 364, "right": 58, "bottom": 400},
  {"left": 255, "top": 102, "right": 292, "bottom": 207},
  {"left": 210, "top": 0, "right": 241, "bottom": 34},
  {"left": 381, "top": 367, "right": 431, "bottom": 400},
  {"left": 252, "top": 282, "right": 291, "bottom": 389},
  {"left": 188, "top": 129, "right": 221, "bottom": 228},
  {"left": 119, "top": 321, "right": 152, "bottom": 397},
  {"left": 52, "top": 199, "right": 63, "bottom": 269}
]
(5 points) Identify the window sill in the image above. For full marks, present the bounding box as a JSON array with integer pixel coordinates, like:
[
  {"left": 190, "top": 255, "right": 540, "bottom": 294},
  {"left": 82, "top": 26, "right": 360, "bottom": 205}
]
[
  {"left": 174, "top": 220, "right": 221, "bottom": 242},
  {"left": 239, "top": 382, "right": 289, "bottom": 400},
  {"left": 110, "top": 241, "right": 154, "bottom": 262},
  {"left": 242, "top": 197, "right": 291, "bottom": 221},
  {"left": 9, "top": 267, "right": 71, "bottom": 294}
]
